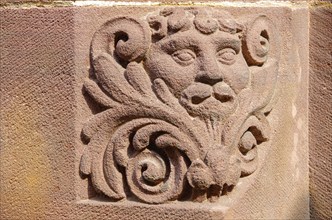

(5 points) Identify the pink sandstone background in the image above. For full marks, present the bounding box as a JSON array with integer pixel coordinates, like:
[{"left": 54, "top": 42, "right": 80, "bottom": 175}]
[{"left": 0, "top": 1, "right": 331, "bottom": 219}]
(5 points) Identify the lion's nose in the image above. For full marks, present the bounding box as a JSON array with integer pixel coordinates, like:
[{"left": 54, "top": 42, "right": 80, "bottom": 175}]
[
  {"left": 196, "top": 70, "right": 223, "bottom": 86},
  {"left": 196, "top": 58, "right": 223, "bottom": 86}
]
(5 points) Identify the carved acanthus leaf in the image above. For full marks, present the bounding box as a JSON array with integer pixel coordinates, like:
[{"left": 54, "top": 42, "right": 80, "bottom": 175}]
[{"left": 80, "top": 8, "right": 279, "bottom": 204}]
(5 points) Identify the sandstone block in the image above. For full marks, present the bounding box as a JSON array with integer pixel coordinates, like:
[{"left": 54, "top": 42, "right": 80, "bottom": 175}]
[
  {"left": 0, "top": 4, "right": 310, "bottom": 220},
  {"left": 309, "top": 5, "right": 332, "bottom": 220}
]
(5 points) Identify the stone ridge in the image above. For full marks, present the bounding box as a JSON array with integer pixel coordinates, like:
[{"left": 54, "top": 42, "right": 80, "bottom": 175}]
[
  {"left": 309, "top": 5, "right": 332, "bottom": 220},
  {"left": 0, "top": 0, "right": 315, "bottom": 8}
]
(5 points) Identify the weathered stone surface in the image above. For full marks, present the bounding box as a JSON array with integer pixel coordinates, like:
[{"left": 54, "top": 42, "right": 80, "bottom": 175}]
[
  {"left": 309, "top": 5, "right": 332, "bottom": 220},
  {"left": 0, "top": 7, "right": 76, "bottom": 219},
  {"left": 1, "top": 5, "right": 310, "bottom": 220},
  {"left": 0, "top": 0, "right": 311, "bottom": 5},
  {"left": 81, "top": 7, "right": 281, "bottom": 205}
]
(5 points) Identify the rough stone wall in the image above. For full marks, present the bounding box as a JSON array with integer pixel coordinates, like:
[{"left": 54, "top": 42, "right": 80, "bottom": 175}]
[
  {"left": 0, "top": 1, "right": 331, "bottom": 220},
  {"left": 309, "top": 4, "right": 332, "bottom": 220},
  {"left": 0, "top": 8, "right": 77, "bottom": 219}
]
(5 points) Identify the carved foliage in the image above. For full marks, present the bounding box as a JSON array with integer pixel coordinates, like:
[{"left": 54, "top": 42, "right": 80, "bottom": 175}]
[{"left": 80, "top": 8, "right": 279, "bottom": 204}]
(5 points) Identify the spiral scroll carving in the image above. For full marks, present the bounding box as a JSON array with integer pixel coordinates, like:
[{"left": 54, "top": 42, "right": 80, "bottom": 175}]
[
  {"left": 80, "top": 7, "right": 279, "bottom": 204},
  {"left": 91, "top": 17, "right": 151, "bottom": 63},
  {"left": 242, "top": 15, "right": 278, "bottom": 66},
  {"left": 102, "top": 119, "right": 191, "bottom": 203}
]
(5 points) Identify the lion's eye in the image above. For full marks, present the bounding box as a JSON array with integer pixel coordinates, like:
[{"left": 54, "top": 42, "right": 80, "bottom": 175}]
[
  {"left": 172, "top": 49, "right": 196, "bottom": 66},
  {"left": 217, "top": 48, "right": 237, "bottom": 65}
]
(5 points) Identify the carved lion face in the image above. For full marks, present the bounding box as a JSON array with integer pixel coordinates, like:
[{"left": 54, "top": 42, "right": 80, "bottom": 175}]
[
  {"left": 85, "top": 7, "right": 279, "bottom": 204},
  {"left": 144, "top": 9, "right": 250, "bottom": 119}
]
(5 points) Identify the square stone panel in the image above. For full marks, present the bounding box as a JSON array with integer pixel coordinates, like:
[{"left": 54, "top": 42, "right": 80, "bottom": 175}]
[{"left": 0, "top": 4, "right": 309, "bottom": 220}]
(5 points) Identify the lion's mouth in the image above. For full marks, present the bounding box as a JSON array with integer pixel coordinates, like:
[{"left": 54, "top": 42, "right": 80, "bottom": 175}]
[
  {"left": 184, "top": 82, "right": 235, "bottom": 105},
  {"left": 213, "top": 93, "right": 233, "bottom": 103},
  {"left": 179, "top": 82, "right": 238, "bottom": 118},
  {"left": 212, "top": 82, "right": 235, "bottom": 104},
  {"left": 191, "top": 95, "right": 209, "bottom": 105},
  {"left": 190, "top": 93, "right": 233, "bottom": 105}
]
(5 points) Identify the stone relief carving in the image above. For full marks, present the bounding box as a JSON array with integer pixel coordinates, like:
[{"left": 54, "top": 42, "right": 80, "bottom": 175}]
[{"left": 80, "top": 7, "right": 279, "bottom": 204}]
